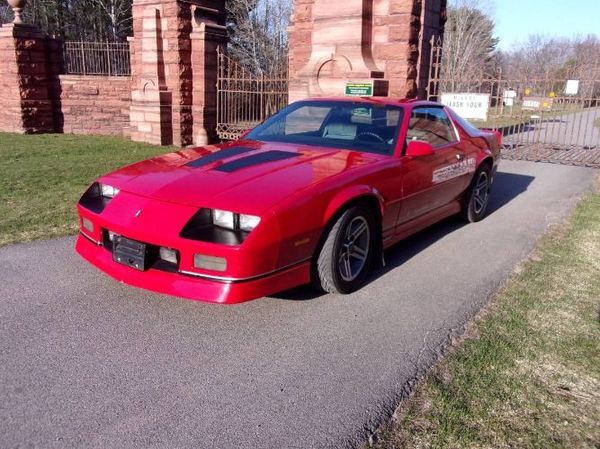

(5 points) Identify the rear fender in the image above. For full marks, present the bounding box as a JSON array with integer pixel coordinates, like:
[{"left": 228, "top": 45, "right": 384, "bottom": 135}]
[{"left": 476, "top": 150, "right": 494, "bottom": 170}]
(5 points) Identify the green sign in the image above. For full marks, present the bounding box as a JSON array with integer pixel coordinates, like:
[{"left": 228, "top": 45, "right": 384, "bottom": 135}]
[{"left": 345, "top": 82, "right": 373, "bottom": 97}]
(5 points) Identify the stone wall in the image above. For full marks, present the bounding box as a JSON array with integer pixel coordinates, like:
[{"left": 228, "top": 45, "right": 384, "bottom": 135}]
[
  {"left": 0, "top": 23, "right": 132, "bottom": 137},
  {"left": 59, "top": 75, "right": 132, "bottom": 136}
]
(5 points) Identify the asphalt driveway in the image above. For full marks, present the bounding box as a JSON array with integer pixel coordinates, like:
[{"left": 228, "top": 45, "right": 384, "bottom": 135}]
[{"left": 0, "top": 160, "right": 596, "bottom": 449}]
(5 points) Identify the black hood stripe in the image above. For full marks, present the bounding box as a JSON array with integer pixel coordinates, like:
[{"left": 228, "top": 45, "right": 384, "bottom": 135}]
[
  {"left": 214, "top": 150, "right": 299, "bottom": 173},
  {"left": 186, "top": 147, "right": 253, "bottom": 168}
]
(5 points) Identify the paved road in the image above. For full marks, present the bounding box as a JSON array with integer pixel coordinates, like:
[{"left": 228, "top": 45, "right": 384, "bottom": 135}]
[{"left": 0, "top": 161, "right": 596, "bottom": 449}]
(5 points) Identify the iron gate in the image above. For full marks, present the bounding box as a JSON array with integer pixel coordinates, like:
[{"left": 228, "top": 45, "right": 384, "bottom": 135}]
[
  {"left": 216, "top": 47, "right": 289, "bottom": 141},
  {"left": 428, "top": 37, "right": 600, "bottom": 168}
]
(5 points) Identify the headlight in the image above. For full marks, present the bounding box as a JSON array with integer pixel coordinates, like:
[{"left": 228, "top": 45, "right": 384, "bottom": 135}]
[
  {"left": 239, "top": 214, "right": 260, "bottom": 232},
  {"left": 79, "top": 182, "right": 119, "bottom": 214},
  {"left": 210, "top": 209, "right": 261, "bottom": 232},
  {"left": 212, "top": 209, "right": 235, "bottom": 230},
  {"left": 100, "top": 184, "right": 120, "bottom": 198}
]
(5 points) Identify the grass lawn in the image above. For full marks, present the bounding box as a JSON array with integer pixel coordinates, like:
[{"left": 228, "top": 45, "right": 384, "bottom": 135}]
[
  {"left": 0, "top": 133, "right": 169, "bottom": 246},
  {"left": 371, "top": 182, "right": 600, "bottom": 448}
]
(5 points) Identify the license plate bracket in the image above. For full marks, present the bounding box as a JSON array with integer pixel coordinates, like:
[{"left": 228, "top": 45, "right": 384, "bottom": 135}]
[{"left": 112, "top": 236, "right": 148, "bottom": 271}]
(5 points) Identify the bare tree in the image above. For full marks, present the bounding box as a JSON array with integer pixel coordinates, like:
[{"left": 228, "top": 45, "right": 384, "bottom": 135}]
[
  {"left": 439, "top": 0, "right": 499, "bottom": 90},
  {"left": 500, "top": 35, "right": 569, "bottom": 80},
  {"left": 500, "top": 35, "right": 600, "bottom": 80},
  {"left": 500, "top": 34, "right": 600, "bottom": 98},
  {"left": 1, "top": 3, "right": 12, "bottom": 23},
  {"left": 90, "top": 0, "right": 132, "bottom": 41},
  {"left": 0, "top": 0, "right": 131, "bottom": 41},
  {"left": 227, "top": 0, "right": 292, "bottom": 75}
]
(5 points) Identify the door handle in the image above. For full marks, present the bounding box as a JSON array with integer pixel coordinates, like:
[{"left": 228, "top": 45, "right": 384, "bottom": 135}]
[{"left": 447, "top": 153, "right": 465, "bottom": 163}]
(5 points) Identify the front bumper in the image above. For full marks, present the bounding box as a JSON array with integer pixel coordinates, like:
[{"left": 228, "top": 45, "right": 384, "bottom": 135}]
[{"left": 76, "top": 233, "right": 310, "bottom": 304}]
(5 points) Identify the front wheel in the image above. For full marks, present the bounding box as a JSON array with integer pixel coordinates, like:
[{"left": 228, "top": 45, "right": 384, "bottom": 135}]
[
  {"left": 462, "top": 167, "right": 491, "bottom": 223},
  {"left": 314, "top": 205, "right": 376, "bottom": 294}
]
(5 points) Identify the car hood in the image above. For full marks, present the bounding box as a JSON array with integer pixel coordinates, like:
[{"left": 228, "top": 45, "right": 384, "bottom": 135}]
[{"left": 100, "top": 140, "right": 383, "bottom": 214}]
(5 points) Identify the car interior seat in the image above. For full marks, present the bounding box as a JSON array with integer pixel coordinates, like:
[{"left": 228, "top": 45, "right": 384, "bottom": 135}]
[{"left": 323, "top": 122, "right": 358, "bottom": 141}]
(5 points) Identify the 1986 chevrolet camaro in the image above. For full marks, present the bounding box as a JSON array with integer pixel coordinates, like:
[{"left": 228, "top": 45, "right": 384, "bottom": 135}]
[{"left": 76, "top": 98, "right": 501, "bottom": 303}]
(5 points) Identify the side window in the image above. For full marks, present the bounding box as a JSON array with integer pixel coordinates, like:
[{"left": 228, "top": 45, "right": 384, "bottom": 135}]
[{"left": 407, "top": 107, "right": 458, "bottom": 147}]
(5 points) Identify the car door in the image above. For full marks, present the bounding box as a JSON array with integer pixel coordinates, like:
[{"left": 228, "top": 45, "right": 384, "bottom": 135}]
[{"left": 397, "top": 106, "right": 465, "bottom": 224}]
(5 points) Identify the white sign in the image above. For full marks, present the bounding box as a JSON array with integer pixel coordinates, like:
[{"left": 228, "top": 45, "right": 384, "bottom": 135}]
[
  {"left": 441, "top": 93, "right": 490, "bottom": 121},
  {"left": 565, "top": 80, "right": 579, "bottom": 95}
]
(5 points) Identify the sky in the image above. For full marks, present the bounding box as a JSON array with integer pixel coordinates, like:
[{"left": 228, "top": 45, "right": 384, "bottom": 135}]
[{"left": 492, "top": 0, "right": 600, "bottom": 51}]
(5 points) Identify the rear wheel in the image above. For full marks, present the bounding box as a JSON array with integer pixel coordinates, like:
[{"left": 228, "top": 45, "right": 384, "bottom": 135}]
[
  {"left": 314, "top": 205, "right": 376, "bottom": 294},
  {"left": 462, "top": 166, "right": 491, "bottom": 222}
]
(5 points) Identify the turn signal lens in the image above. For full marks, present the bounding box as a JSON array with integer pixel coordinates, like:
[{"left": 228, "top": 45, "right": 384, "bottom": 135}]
[
  {"left": 194, "top": 254, "right": 227, "bottom": 272},
  {"left": 159, "top": 247, "right": 178, "bottom": 264},
  {"left": 82, "top": 217, "right": 93, "bottom": 233},
  {"left": 239, "top": 214, "right": 260, "bottom": 232},
  {"left": 212, "top": 209, "right": 235, "bottom": 230}
]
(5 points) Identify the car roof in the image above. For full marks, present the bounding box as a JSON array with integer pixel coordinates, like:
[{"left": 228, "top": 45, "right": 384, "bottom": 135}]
[{"left": 302, "top": 97, "right": 443, "bottom": 108}]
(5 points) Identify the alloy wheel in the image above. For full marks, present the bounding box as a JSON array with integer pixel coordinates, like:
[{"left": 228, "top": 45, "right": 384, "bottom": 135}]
[{"left": 338, "top": 216, "right": 370, "bottom": 282}]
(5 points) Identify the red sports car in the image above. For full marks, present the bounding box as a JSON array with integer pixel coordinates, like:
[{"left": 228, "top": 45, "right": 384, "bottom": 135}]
[{"left": 76, "top": 98, "right": 501, "bottom": 303}]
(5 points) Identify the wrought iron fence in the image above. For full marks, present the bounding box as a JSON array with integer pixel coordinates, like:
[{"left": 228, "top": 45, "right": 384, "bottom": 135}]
[
  {"left": 216, "top": 47, "right": 289, "bottom": 141},
  {"left": 427, "top": 37, "right": 600, "bottom": 168},
  {"left": 63, "top": 41, "right": 131, "bottom": 76}
]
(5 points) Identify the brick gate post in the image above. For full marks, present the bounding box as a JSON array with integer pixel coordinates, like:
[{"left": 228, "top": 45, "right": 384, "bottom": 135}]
[
  {"left": 190, "top": 3, "right": 226, "bottom": 146},
  {"left": 129, "top": 0, "right": 226, "bottom": 147},
  {"left": 288, "top": 0, "right": 446, "bottom": 101},
  {"left": 130, "top": 1, "right": 174, "bottom": 146},
  {"left": 0, "top": 22, "right": 55, "bottom": 133},
  {"left": 372, "top": 0, "right": 446, "bottom": 98}
]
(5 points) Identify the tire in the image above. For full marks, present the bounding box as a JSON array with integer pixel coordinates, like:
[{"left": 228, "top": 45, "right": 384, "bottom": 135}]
[
  {"left": 462, "top": 165, "right": 492, "bottom": 223},
  {"left": 314, "top": 204, "right": 377, "bottom": 294}
]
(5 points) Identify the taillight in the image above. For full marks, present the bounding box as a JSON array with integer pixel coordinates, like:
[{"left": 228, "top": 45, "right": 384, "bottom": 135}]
[{"left": 492, "top": 130, "right": 502, "bottom": 147}]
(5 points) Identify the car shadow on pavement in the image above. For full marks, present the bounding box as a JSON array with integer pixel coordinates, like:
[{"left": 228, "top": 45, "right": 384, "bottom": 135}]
[{"left": 272, "top": 171, "right": 535, "bottom": 301}]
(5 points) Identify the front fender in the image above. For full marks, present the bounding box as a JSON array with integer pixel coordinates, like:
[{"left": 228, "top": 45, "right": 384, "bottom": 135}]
[{"left": 323, "top": 185, "right": 384, "bottom": 226}]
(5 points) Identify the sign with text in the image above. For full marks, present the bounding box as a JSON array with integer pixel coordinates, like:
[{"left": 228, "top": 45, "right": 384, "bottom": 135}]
[
  {"left": 345, "top": 82, "right": 374, "bottom": 97},
  {"left": 503, "top": 90, "right": 517, "bottom": 107},
  {"left": 522, "top": 96, "right": 553, "bottom": 111},
  {"left": 565, "top": 80, "right": 579, "bottom": 95},
  {"left": 441, "top": 93, "right": 490, "bottom": 121}
]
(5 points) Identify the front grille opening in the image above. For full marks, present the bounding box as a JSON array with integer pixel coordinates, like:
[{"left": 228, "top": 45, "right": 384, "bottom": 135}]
[{"left": 102, "top": 229, "right": 179, "bottom": 273}]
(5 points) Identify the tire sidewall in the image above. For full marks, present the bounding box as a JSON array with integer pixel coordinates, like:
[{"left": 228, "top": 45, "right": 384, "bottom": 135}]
[
  {"left": 466, "top": 166, "right": 491, "bottom": 222},
  {"left": 329, "top": 205, "right": 376, "bottom": 293}
]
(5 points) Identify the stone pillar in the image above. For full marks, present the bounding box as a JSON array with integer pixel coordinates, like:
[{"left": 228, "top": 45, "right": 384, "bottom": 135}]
[
  {"left": 130, "top": 0, "right": 226, "bottom": 147},
  {"left": 373, "top": 0, "right": 445, "bottom": 98},
  {"left": 129, "top": 3, "right": 173, "bottom": 146},
  {"left": 0, "top": 23, "right": 55, "bottom": 133},
  {"left": 289, "top": 0, "right": 388, "bottom": 102},
  {"left": 417, "top": 0, "right": 446, "bottom": 99},
  {"left": 289, "top": 0, "right": 446, "bottom": 101},
  {"left": 190, "top": 3, "right": 226, "bottom": 146}
]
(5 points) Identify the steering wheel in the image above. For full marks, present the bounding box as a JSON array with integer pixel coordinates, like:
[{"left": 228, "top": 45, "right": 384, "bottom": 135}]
[{"left": 357, "top": 131, "right": 385, "bottom": 143}]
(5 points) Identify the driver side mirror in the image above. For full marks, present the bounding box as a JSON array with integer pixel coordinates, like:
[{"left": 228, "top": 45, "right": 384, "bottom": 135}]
[{"left": 406, "top": 140, "right": 434, "bottom": 158}]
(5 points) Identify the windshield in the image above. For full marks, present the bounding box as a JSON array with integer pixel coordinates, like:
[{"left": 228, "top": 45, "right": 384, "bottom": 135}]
[{"left": 246, "top": 101, "right": 404, "bottom": 155}]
